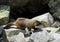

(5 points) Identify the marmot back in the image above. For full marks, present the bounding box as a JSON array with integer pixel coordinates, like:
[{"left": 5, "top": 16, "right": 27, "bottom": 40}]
[{"left": 4, "top": 18, "right": 41, "bottom": 30}]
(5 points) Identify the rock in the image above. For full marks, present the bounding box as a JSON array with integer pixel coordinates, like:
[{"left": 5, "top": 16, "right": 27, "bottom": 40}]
[
  {"left": 42, "top": 27, "right": 60, "bottom": 40},
  {"left": 49, "top": 33, "right": 60, "bottom": 40},
  {"left": 48, "top": 0, "right": 60, "bottom": 20},
  {"left": 42, "top": 27, "right": 59, "bottom": 33},
  {"left": 29, "top": 27, "right": 60, "bottom": 42},
  {"left": 48, "top": 0, "right": 60, "bottom": 14},
  {"left": 25, "top": 37, "right": 31, "bottom": 42},
  {"left": 55, "top": 27, "right": 60, "bottom": 34},
  {"left": 32, "top": 12, "right": 54, "bottom": 27},
  {"left": 5, "top": 28, "right": 26, "bottom": 37},
  {"left": 0, "top": 27, "right": 8, "bottom": 42},
  {"left": 8, "top": 32, "right": 26, "bottom": 42},
  {"left": 5, "top": 28, "right": 27, "bottom": 42},
  {"left": 0, "top": 5, "right": 10, "bottom": 26},
  {"left": 51, "top": 21, "right": 60, "bottom": 28},
  {"left": 30, "top": 31, "right": 50, "bottom": 42},
  {"left": 53, "top": 8, "right": 60, "bottom": 20},
  {"left": 50, "top": 39, "right": 60, "bottom": 42}
]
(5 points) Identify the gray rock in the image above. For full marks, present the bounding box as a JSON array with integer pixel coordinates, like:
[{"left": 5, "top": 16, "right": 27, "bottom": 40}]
[
  {"left": 0, "top": 27, "right": 8, "bottom": 42},
  {"left": 50, "top": 39, "right": 60, "bottom": 42},
  {"left": 49, "top": 33, "right": 60, "bottom": 40},
  {"left": 30, "top": 31, "right": 50, "bottom": 42},
  {"left": 55, "top": 27, "right": 60, "bottom": 34},
  {"left": 48, "top": 0, "right": 60, "bottom": 14},
  {"left": 53, "top": 8, "right": 60, "bottom": 19},
  {"left": 32, "top": 12, "right": 54, "bottom": 27},
  {"left": 48, "top": 0, "right": 60, "bottom": 19},
  {"left": 30, "top": 27, "right": 60, "bottom": 42},
  {"left": 8, "top": 32, "right": 26, "bottom": 42},
  {"left": 51, "top": 21, "right": 60, "bottom": 28},
  {"left": 0, "top": 5, "right": 10, "bottom": 26},
  {"left": 5, "top": 28, "right": 27, "bottom": 42},
  {"left": 42, "top": 27, "right": 59, "bottom": 33},
  {"left": 5, "top": 28, "right": 26, "bottom": 37}
]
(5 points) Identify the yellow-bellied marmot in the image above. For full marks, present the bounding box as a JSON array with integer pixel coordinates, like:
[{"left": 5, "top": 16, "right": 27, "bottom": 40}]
[{"left": 4, "top": 18, "right": 41, "bottom": 31}]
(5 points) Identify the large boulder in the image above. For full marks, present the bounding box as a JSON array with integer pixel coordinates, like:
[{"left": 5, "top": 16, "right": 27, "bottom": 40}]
[
  {"left": 30, "top": 31, "right": 50, "bottom": 42},
  {"left": 0, "top": 5, "right": 10, "bottom": 25},
  {"left": 32, "top": 13, "right": 54, "bottom": 27},
  {"left": 5, "top": 28, "right": 27, "bottom": 42},
  {"left": 0, "top": 27, "right": 8, "bottom": 42},
  {"left": 48, "top": 0, "right": 60, "bottom": 14},
  {"left": 48, "top": 0, "right": 60, "bottom": 20},
  {"left": 53, "top": 8, "right": 60, "bottom": 20}
]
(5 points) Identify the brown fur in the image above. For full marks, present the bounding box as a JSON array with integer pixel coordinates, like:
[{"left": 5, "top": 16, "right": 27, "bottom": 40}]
[{"left": 4, "top": 18, "right": 41, "bottom": 31}]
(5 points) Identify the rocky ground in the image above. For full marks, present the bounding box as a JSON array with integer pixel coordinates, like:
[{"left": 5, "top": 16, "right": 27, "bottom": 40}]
[
  {"left": 0, "top": 13, "right": 60, "bottom": 42},
  {"left": 0, "top": 0, "right": 60, "bottom": 42}
]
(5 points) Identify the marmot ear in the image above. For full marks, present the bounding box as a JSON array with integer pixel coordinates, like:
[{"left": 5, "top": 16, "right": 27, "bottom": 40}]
[{"left": 35, "top": 21, "right": 41, "bottom": 26}]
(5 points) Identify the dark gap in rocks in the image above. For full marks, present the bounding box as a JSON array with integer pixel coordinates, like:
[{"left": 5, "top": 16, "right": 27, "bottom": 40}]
[{"left": 9, "top": 4, "right": 50, "bottom": 20}]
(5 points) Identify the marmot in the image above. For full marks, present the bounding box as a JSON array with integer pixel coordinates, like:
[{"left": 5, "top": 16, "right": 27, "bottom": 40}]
[{"left": 4, "top": 18, "right": 41, "bottom": 31}]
